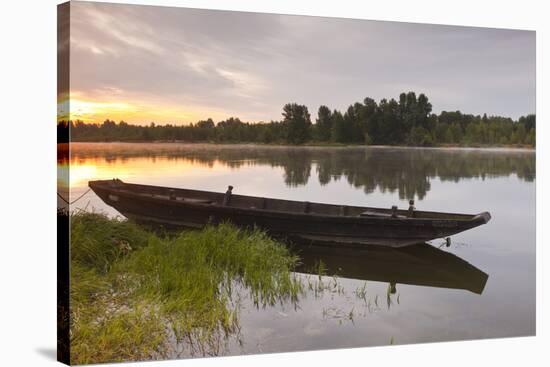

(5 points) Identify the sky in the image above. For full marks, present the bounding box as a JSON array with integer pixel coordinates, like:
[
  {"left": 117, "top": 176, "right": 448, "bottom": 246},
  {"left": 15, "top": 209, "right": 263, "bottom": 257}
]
[{"left": 64, "top": 1, "right": 536, "bottom": 124}]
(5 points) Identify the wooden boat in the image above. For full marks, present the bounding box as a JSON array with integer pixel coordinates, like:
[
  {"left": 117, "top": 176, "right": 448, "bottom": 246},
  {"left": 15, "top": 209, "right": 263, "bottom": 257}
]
[
  {"left": 294, "top": 243, "right": 488, "bottom": 294},
  {"left": 89, "top": 179, "right": 491, "bottom": 248}
]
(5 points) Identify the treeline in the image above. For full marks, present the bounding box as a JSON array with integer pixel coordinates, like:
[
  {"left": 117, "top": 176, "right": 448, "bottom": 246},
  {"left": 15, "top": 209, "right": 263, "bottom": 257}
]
[{"left": 59, "top": 92, "right": 536, "bottom": 147}]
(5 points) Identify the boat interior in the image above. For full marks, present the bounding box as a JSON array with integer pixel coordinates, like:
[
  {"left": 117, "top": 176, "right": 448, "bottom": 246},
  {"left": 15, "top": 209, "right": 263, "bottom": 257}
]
[{"left": 91, "top": 179, "right": 479, "bottom": 221}]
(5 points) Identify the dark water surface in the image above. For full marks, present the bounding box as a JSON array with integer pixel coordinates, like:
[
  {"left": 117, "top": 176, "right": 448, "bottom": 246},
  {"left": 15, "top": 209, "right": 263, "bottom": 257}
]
[{"left": 59, "top": 143, "right": 536, "bottom": 355}]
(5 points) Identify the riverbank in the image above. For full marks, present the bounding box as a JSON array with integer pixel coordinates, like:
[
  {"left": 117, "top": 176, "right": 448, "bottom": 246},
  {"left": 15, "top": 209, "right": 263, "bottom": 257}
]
[
  {"left": 62, "top": 141, "right": 536, "bottom": 152},
  {"left": 69, "top": 212, "right": 302, "bottom": 364}
]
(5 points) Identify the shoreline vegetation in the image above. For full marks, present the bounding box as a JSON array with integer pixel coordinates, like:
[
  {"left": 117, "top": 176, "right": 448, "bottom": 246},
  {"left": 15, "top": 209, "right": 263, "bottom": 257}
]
[
  {"left": 68, "top": 212, "right": 400, "bottom": 364},
  {"left": 58, "top": 91, "right": 536, "bottom": 148},
  {"left": 64, "top": 141, "right": 536, "bottom": 151},
  {"left": 70, "top": 212, "right": 302, "bottom": 364}
]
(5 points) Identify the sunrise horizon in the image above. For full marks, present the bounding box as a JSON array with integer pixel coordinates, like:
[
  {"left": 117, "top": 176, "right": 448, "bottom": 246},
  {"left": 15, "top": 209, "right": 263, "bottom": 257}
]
[
  {"left": 59, "top": 92, "right": 535, "bottom": 127},
  {"left": 59, "top": 2, "right": 535, "bottom": 127}
]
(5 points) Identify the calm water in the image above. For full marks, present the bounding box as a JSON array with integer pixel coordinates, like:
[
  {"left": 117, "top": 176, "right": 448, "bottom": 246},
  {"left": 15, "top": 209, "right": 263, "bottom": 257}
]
[{"left": 58, "top": 142, "right": 536, "bottom": 356}]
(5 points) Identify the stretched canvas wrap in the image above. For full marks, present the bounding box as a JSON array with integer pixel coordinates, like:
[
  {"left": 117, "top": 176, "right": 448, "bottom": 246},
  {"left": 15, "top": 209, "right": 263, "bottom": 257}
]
[{"left": 57, "top": 1, "right": 536, "bottom": 365}]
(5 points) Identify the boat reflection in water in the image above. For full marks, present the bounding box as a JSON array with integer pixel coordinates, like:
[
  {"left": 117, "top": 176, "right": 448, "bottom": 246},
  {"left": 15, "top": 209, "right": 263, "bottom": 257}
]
[{"left": 291, "top": 241, "right": 489, "bottom": 295}]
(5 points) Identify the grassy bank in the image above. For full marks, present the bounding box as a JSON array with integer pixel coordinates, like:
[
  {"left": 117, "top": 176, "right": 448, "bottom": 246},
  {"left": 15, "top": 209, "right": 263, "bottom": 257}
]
[{"left": 70, "top": 213, "right": 301, "bottom": 364}]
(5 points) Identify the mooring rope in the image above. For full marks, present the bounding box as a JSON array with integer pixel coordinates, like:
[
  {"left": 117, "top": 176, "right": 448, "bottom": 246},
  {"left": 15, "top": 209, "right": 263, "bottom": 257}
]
[{"left": 57, "top": 188, "right": 92, "bottom": 205}]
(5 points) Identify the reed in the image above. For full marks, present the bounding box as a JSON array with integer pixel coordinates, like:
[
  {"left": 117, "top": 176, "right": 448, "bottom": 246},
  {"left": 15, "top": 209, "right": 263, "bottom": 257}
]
[{"left": 69, "top": 212, "right": 301, "bottom": 364}]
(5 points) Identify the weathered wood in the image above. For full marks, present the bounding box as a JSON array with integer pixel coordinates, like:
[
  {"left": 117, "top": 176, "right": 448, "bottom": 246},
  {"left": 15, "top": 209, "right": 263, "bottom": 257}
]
[{"left": 89, "top": 179, "right": 491, "bottom": 248}]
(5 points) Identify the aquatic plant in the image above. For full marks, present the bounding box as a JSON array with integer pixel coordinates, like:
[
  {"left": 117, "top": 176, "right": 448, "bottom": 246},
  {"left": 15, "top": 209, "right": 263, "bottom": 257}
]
[{"left": 69, "top": 213, "right": 301, "bottom": 364}]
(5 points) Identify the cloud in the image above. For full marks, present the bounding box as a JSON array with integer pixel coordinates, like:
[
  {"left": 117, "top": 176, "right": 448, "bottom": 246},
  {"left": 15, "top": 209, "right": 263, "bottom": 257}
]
[{"left": 68, "top": 2, "right": 535, "bottom": 124}]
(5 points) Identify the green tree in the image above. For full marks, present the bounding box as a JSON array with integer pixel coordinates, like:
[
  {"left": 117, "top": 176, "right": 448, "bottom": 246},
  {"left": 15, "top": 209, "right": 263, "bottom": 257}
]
[
  {"left": 450, "top": 123, "right": 463, "bottom": 143},
  {"left": 282, "top": 103, "right": 311, "bottom": 144},
  {"left": 377, "top": 98, "right": 402, "bottom": 144},
  {"left": 330, "top": 110, "right": 346, "bottom": 143},
  {"left": 525, "top": 129, "right": 536, "bottom": 146},
  {"left": 409, "top": 126, "right": 433, "bottom": 146},
  {"left": 434, "top": 122, "right": 449, "bottom": 143},
  {"left": 342, "top": 105, "right": 359, "bottom": 143},
  {"left": 363, "top": 97, "right": 379, "bottom": 143},
  {"left": 315, "top": 105, "right": 332, "bottom": 141},
  {"left": 66, "top": 92, "right": 535, "bottom": 147},
  {"left": 515, "top": 123, "right": 527, "bottom": 144},
  {"left": 364, "top": 131, "right": 373, "bottom": 145},
  {"left": 519, "top": 114, "right": 536, "bottom": 131}
]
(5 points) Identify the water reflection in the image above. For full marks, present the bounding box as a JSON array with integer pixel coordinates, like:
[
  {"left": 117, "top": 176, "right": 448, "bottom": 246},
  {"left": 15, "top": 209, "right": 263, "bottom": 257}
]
[
  {"left": 57, "top": 142, "right": 535, "bottom": 352},
  {"left": 62, "top": 143, "right": 535, "bottom": 200},
  {"left": 293, "top": 243, "right": 488, "bottom": 294}
]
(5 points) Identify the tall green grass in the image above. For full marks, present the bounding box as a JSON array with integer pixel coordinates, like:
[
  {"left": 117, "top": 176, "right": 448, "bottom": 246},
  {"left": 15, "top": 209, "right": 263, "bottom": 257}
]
[{"left": 69, "top": 212, "right": 301, "bottom": 364}]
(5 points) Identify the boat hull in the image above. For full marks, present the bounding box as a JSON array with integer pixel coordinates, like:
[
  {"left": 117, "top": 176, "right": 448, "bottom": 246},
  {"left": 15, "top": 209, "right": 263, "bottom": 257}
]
[{"left": 89, "top": 180, "right": 491, "bottom": 248}]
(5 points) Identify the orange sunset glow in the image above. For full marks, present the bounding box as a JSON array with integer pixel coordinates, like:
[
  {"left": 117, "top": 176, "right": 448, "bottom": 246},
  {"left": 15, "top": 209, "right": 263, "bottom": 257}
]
[
  {"left": 62, "top": 2, "right": 535, "bottom": 126},
  {"left": 62, "top": 155, "right": 232, "bottom": 189},
  {"left": 58, "top": 93, "right": 233, "bottom": 125}
]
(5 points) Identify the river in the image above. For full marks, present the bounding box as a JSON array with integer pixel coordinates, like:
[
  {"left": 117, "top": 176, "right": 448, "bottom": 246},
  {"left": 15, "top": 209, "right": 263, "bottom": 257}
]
[{"left": 58, "top": 142, "right": 536, "bottom": 356}]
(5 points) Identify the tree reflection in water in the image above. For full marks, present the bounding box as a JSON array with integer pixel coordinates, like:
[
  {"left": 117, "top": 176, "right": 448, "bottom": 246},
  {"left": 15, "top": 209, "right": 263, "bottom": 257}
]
[{"left": 65, "top": 143, "right": 535, "bottom": 200}]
